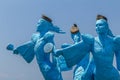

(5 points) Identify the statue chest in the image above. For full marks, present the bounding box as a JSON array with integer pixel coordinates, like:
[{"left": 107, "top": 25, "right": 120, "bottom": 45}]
[{"left": 93, "top": 39, "right": 114, "bottom": 58}]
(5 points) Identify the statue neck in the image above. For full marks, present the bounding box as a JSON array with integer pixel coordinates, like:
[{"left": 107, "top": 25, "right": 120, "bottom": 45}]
[{"left": 98, "top": 33, "right": 107, "bottom": 42}]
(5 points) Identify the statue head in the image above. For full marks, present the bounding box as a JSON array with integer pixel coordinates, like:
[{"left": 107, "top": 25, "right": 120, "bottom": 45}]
[
  {"left": 96, "top": 15, "right": 114, "bottom": 37},
  {"left": 70, "top": 24, "right": 81, "bottom": 43},
  {"left": 36, "top": 15, "right": 65, "bottom": 36},
  {"left": 36, "top": 15, "right": 53, "bottom": 34}
]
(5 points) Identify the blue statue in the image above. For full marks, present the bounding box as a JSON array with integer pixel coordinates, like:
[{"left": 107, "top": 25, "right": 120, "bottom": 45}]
[
  {"left": 58, "top": 24, "right": 95, "bottom": 80},
  {"left": 55, "top": 15, "right": 120, "bottom": 80},
  {"left": 70, "top": 24, "right": 95, "bottom": 80},
  {"left": 7, "top": 15, "right": 64, "bottom": 80},
  {"left": 34, "top": 31, "right": 63, "bottom": 80}
]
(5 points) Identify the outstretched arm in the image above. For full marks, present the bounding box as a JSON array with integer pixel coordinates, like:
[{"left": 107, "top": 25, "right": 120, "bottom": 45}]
[
  {"left": 55, "top": 40, "right": 91, "bottom": 68},
  {"left": 6, "top": 41, "right": 35, "bottom": 63},
  {"left": 55, "top": 34, "right": 94, "bottom": 68},
  {"left": 61, "top": 43, "right": 71, "bottom": 48}
]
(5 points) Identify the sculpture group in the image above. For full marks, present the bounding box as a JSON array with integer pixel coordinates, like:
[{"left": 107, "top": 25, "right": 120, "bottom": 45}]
[{"left": 7, "top": 14, "right": 120, "bottom": 80}]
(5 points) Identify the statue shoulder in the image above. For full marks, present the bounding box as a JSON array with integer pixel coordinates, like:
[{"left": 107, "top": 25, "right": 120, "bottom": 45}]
[
  {"left": 114, "top": 35, "right": 120, "bottom": 46},
  {"left": 81, "top": 34, "right": 94, "bottom": 45},
  {"left": 31, "top": 32, "right": 41, "bottom": 43}
]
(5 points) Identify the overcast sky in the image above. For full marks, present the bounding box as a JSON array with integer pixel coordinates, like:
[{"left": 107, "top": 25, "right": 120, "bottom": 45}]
[{"left": 0, "top": 0, "right": 120, "bottom": 80}]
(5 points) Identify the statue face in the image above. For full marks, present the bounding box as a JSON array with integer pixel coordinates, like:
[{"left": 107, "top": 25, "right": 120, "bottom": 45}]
[
  {"left": 96, "top": 19, "right": 108, "bottom": 35},
  {"left": 37, "top": 19, "right": 53, "bottom": 33},
  {"left": 37, "top": 19, "right": 63, "bottom": 34}
]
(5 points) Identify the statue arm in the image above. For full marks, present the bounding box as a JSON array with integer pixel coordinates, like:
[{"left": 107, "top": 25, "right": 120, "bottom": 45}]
[
  {"left": 6, "top": 33, "right": 41, "bottom": 63},
  {"left": 7, "top": 41, "right": 35, "bottom": 63},
  {"left": 61, "top": 43, "right": 71, "bottom": 48},
  {"left": 115, "top": 51, "right": 120, "bottom": 71},
  {"left": 114, "top": 36, "right": 120, "bottom": 71},
  {"left": 55, "top": 34, "right": 94, "bottom": 67},
  {"left": 114, "top": 36, "right": 120, "bottom": 50}
]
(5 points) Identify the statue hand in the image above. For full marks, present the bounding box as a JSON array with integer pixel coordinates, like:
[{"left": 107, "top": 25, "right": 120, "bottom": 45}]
[
  {"left": 6, "top": 44, "right": 19, "bottom": 54},
  {"left": 6, "top": 44, "right": 19, "bottom": 55},
  {"left": 6, "top": 44, "right": 14, "bottom": 51}
]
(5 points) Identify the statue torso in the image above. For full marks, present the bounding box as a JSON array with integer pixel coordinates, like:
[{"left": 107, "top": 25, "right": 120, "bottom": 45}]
[{"left": 92, "top": 36, "right": 120, "bottom": 80}]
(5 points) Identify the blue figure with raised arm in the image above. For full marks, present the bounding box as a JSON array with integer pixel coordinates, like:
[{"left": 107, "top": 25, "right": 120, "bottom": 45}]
[
  {"left": 55, "top": 15, "right": 120, "bottom": 80},
  {"left": 59, "top": 24, "right": 95, "bottom": 80},
  {"left": 7, "top": 15, "right": 64, "bottom": 80},
  {"left": 70, "top": 24, "right": 95, "bottom": 80}
]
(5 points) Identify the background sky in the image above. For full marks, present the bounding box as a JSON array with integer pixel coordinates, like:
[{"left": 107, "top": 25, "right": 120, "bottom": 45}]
[{"left": 0, "top": 0, "right": 120, "bottom": 80}]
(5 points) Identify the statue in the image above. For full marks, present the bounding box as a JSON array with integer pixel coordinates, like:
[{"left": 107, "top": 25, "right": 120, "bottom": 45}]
[
  {"left": 6, "top": 15, "right": 65, "bottom": 80},
  {"left": 58, "top": 24, "right": 95, "bottom": 80},
  {"left": 55, "top": 15, "right": 120, "bottom": 80},
  {"left": 70, "top": 24, "right": 95, "bottom": 80}
]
